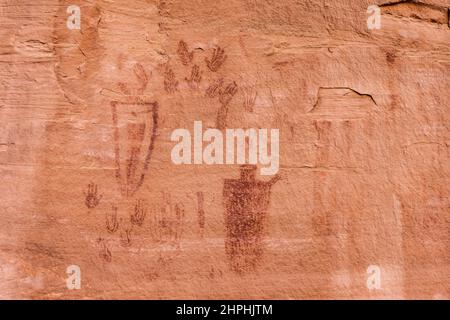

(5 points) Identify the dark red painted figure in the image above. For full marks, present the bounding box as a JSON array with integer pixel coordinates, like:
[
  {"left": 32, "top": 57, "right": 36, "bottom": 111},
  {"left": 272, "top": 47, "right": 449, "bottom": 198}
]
[{"left": 223, "top": 165, "right": 280, "bottom": 273}]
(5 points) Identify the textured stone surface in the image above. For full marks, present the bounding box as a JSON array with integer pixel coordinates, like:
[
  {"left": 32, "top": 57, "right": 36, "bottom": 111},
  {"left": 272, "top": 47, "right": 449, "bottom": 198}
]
[{"left": 0, "top": 0, "right": 449, "bottom": 299}]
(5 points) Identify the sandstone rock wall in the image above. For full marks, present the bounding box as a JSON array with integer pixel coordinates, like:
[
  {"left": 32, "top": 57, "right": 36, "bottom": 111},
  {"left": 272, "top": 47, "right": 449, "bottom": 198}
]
[{"left": 0, "top": 0, "right": 448, "bottom": 299}]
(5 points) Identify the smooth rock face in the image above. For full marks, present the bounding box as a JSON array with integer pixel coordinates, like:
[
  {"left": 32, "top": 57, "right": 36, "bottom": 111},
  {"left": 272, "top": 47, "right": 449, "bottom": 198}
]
[{"left": 0, "top": 0, "right": 448, "bottom": 299}]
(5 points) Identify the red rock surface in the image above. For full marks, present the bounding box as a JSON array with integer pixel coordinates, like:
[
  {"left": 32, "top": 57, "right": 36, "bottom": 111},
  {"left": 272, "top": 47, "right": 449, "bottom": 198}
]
[{"left": 0, "top": 0, "right": 449, "bottom": 299}]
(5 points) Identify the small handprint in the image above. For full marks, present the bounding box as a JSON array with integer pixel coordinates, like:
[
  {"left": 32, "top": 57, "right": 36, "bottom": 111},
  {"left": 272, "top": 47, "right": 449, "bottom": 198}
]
[
  {"left": 164, "top": 66, "right": 179, "bottom": 94},
  {"left": 131, "top": 199, "right": 147, "bottom": 227},
  {"left": 120, "top": 227, "right": 133, "bottom": 247},
  {"left": 208, "top": 266, "right": 223, "bottom": 279},
  {"left": 117, "top": 62, "right": 149, "bottom": 96},
  {"left": 106, "top": 205, "right": 119, "bottom": 233},
  {"left": 133, "top": 63, "right": 149, "bottom": 95},
  {"left": 205, "top": 46, "right": 227, "bottom": 72},
  {"left": 185, "top": 65, "right": 202, "bottom": 89},
  {"left": 84, "top": 183, "right": 102, "bottom": 209},
  {"left": 205, "top": 78, "right": 223, "bottom": 98},
  {"left": 118, "top": 82, "right": 131, "bottom": 95},
  {"left": 97, "top": 238, "right": 112, "bottom": 262},
  {"left": 243, "top": 87, "right": 257, "bottom": 112},
  {"left": 216, "top": 81, "right": 238, "bottom": 129},
  {"left": 219, "top": 81, "right": 238, "bottom": 107},
  {"left": 177, "top": 40, "right": 194, "bottom": 66}
]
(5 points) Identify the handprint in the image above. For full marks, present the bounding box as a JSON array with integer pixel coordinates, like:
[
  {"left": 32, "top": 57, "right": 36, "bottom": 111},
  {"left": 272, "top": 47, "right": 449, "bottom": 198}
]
[
  {"left": 185, "top": 65, "right": 202, "bottom": 89},
  {"left": 106, "top": 205, "right": 119, "bottom": 233},
  {"left": 133, "top": 63, "right": 149, "bottom": 95},
  {"left": 97, "top": 238, "right": 112, "bottom": 262},
  {"left": 219, "top": 81, "right": 238, "bottom": 107},
  {"left": 131, "top": 199, "right": 147, "bottom": 227},
  {"left": 216, "top": 81, "right": 238, "bottom": 129},
  {"left": 177, "top": 40, "right": 194, "bottom": 66},
  {"left": 205, "top": 78, "right": 223, "bottom": 98},
  {"left": 120, "top": 227, "right": 133, "bottom": 247},
  {"left": 84, "top": 183, "right": 102, "bottom": 209},
  {"left": 164, "top": 66, "right": 178, "bottom": 94},
  {"left": 118, "top": 82, "right": 131, "bottom": 95},
  {"left": 205, "top": 46, "right": 227, "bottom": 72},
  {"left": 243, "top": 87, "right": 257, "bottom": 112},
  {"left": 117, "top": 62, "right": 149, "bottom": 96}
]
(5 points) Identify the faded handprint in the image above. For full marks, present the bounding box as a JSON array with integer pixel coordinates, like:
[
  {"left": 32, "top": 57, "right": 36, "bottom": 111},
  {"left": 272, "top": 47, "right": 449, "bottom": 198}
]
[
  {"left": 219, "top": 81, "right": 238, "bottom": 107},
  {"left": 117, "top": 62, "right": 149, "bottom": 96},
  {"left": 216, "top": 81, "right": 238, "bottom": 129},
  {"left": 177, "top": 40, "right": 194, "bottom": 66},
  {"left": 84, "top": 183, "right": 102, "bottom": 209},
  {"left": 106, "top": 205, "right": 119, "bottom": 233},
  {"left": 97, "top": 238, "right": 112, "bottom": 262},
  {"left": 131, "top": 199, "right": 147, "bottom": 227},
  {"left": 133, "top": 63, "right": 149, "bottom": 95},
  {"left": 164, "top": 66, "right": 179, "bottom": 94},
  {"left": 120, "top": 227, "right": 133, "bottom": 247},
  {"left": 149, "top": 193, "right": 185, "bottom": 246},
  {"left": 205, "top": 78, "right": 223, "bottom": 98},
  {"left": 205, "top": 46, "right": 227, "bottom": 72},
  {"left": 185, "top": 65, "right": 202, "bottom": 89},
  {"left": 243, "top": 87, "right": 257, "bottom": 112},
  {"left": 207, "top": 266, "right": 223, "bottom": 279}
]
